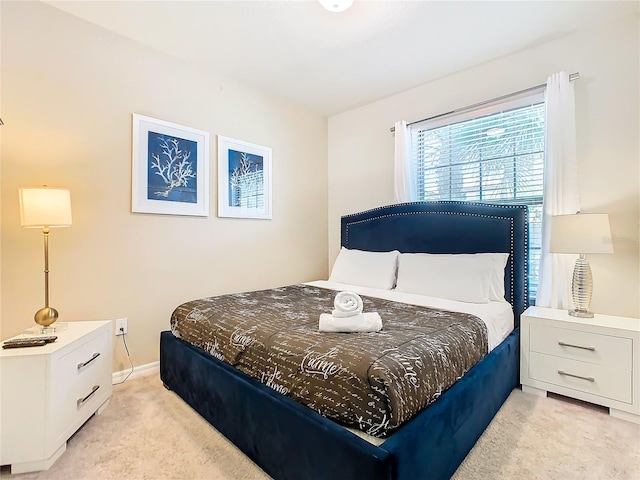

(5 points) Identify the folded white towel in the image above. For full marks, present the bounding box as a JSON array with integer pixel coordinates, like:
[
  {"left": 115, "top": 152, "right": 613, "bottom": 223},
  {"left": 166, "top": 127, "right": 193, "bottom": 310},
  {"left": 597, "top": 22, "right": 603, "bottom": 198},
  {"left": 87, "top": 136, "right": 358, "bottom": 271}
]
[
  {"left": 332, "top": 291, "right": 363, "bottom": 318},
  {"left": 318, "top": 312, "right": 383, "bottom": 333}
]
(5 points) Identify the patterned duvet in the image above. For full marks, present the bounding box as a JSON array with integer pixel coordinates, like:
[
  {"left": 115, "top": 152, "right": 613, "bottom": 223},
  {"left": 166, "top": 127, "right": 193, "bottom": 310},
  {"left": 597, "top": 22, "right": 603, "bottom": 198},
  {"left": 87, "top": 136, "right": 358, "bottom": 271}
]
[{"left": 170, "top": 284, "right": 488, "bottom": 437}]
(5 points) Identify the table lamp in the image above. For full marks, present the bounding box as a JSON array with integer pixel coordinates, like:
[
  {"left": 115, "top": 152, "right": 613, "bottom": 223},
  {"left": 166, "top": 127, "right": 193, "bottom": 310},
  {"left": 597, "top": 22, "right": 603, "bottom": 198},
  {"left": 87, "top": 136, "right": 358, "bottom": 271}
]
[
  {"left": 19, "top": 187, "right": 72, "bottom": 331},
  {"left": 550, "top": 213, "right": 613, "bottom": 318}
]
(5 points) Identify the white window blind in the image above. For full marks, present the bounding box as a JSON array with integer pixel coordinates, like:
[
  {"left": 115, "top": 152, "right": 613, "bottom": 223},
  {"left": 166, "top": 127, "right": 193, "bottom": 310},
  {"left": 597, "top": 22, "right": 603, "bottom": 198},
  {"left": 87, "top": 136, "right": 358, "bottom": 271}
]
[{"left": 410, "top": 93, "right": 545, "bottom": 299}]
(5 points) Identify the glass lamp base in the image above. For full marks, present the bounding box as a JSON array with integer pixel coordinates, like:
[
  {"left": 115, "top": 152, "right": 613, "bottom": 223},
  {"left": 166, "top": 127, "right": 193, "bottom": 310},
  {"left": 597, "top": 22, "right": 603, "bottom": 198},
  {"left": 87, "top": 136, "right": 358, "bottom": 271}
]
[
  {"left": 569, "top": 309, "right": 594, "bottom": 318},
  {"left": 23, "top": 322, "right": 69, "bottom": 335},
  {"left": 571, "top": 256, "right": 594, "bottom": 319},
  {"left": 38, "top": 326, "right": 58, "bottom": 334}
]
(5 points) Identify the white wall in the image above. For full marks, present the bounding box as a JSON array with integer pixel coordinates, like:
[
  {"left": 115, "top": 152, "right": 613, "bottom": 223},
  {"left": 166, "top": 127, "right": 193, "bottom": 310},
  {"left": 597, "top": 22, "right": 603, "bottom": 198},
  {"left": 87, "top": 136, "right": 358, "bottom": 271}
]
[
  {"left": 1, "top": 1, "right": 328, "bottom": 369},
  {"left": 328, "top": 14, "right": 640, "bottom": 318}
]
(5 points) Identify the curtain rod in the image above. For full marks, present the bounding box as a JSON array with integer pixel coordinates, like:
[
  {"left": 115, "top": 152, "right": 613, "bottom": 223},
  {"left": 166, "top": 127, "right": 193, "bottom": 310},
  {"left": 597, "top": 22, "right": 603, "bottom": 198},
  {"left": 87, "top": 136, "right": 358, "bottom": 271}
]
[{"left": 390, "top": 72, "right": 579, "bottom": 133}]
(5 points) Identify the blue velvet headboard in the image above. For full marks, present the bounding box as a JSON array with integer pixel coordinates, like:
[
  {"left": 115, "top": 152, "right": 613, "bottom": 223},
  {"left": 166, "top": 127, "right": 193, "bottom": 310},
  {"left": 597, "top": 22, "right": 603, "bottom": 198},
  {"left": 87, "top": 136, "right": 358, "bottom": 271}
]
[{"left": 340, "top": 201, "right": 529, "bottom": 324}]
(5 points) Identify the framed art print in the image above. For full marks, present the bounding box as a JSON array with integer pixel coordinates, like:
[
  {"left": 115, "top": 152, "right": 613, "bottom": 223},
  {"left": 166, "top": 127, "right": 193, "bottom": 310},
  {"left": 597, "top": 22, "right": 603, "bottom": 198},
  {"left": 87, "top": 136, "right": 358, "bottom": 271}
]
[
  {"left": 217, "top": 135, "right": 272, "bottom": 220},
  {"left": 132, "top": 114, "right": 209, "bottom": 216}
]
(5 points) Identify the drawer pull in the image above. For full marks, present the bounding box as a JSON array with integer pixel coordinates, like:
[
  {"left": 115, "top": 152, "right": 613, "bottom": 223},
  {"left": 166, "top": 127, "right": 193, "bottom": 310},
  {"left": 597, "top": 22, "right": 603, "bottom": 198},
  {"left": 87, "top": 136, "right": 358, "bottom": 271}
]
[
  {"left": 77, "top": 352, "right": 100, "bottom": 370},
  {"left": 558, "top": 341, "right": 595, "bottom": 352},
  {"left": 77, "top": 385, "right": 100, "bottom": 408},
  {"left": 557, "top": 370, "right": 595, "bottom": 382}
]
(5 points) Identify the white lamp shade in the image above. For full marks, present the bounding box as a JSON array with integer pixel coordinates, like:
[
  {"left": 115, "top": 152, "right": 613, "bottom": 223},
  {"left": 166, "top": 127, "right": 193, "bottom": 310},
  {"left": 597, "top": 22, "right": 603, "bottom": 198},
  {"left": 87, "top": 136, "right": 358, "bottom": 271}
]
[
  {"left": 550, "top": 213, "right": 613, "bottom": 254},
  {"left": 318, "top": 0, "right": 354, "bottom": 13},
  {"left": 19, "top": 187, "right": 72, "bottom": 228}
]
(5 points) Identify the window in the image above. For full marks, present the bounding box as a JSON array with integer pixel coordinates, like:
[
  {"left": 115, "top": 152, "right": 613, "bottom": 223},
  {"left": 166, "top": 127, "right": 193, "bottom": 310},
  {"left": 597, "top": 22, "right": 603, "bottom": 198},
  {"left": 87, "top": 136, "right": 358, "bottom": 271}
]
[{"left": 410, "top": 93, "right": 544, "bottom": 299}]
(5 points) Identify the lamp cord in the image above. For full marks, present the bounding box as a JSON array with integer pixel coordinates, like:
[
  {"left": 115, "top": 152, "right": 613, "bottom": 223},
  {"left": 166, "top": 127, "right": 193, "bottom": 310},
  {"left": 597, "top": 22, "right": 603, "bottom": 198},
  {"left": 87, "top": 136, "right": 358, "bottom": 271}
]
[{"left": 112, "top": 332, "right": 134, "bottom": 386}]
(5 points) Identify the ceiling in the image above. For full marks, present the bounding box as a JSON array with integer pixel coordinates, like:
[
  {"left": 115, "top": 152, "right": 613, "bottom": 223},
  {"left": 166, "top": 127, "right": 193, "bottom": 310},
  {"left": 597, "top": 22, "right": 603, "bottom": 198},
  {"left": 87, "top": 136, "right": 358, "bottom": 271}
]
[{"left": 45, "top": 0, "right": 639, "bottom": 117}]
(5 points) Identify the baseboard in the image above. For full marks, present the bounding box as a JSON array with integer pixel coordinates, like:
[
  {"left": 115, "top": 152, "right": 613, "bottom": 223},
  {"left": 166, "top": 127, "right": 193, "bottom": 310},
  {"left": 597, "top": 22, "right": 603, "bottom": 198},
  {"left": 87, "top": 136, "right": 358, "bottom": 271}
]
[{"left": 112, "top": 361, "right": 159, "bottom": 383}]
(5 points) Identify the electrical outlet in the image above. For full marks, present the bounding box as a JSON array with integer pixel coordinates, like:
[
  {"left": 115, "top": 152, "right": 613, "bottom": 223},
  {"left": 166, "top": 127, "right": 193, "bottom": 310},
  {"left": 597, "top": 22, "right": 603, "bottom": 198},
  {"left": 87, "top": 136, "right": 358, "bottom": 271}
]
[{"left": 115, "top": 318, "right": 128, "bottom": 336}]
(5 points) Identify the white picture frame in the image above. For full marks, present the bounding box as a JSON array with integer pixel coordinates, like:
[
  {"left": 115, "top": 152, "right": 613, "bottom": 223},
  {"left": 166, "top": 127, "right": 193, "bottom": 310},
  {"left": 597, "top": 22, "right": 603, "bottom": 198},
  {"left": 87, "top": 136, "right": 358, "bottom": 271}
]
[
  {"left": 132, "top": 113, "right": 209, "bottom": 216},
  {"left": 217, "top": 135, "right": 272, "bottom": 220}
]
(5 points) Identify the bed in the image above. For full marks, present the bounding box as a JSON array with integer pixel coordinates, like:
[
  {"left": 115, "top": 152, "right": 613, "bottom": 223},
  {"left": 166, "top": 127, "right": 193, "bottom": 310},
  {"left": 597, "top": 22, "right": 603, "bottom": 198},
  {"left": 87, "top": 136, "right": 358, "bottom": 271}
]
[{"left": 160, "top": 201, "right": 529, "bottom": 480}]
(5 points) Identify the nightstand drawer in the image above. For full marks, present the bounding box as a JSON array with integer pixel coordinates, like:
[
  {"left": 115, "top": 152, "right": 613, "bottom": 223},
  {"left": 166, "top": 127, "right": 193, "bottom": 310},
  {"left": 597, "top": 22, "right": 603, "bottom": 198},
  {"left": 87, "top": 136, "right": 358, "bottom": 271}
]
[
  {"left": 529, "top": 352, "right": 632, "bottom": 403},
  {"left": 51, "top": 328, "right": 111, "bottom": 443},
  {"left": 530, "top": 323, "right": 632, "bottom": 369}
]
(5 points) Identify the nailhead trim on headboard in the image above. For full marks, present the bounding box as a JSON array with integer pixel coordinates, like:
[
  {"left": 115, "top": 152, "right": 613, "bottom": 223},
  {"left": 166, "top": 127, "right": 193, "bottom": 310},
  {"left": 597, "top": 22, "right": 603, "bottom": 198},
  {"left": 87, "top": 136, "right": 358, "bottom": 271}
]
[{"left": 342, "top": 202, "right": 529, "bottom": 312}]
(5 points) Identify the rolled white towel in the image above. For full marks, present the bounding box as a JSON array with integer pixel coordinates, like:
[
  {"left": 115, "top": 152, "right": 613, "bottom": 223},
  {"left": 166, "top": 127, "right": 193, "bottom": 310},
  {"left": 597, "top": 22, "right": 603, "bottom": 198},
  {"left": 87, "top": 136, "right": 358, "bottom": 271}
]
[
  {"left": 319, "top": 312, "right": 382, "bottom": 333},
  {"left": 332, "top": 291, "right": 363, "bottom": 318}
]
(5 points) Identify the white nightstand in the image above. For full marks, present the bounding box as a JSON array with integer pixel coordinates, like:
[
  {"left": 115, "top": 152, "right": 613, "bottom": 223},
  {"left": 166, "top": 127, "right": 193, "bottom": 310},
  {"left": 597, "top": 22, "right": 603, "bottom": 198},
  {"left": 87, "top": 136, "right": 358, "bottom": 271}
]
[
  {"left": 0, "top": 321, "right": 113, "bottom": 473},
  {"left": 520, "top": 306, "right": 640, "bottom": 424}
]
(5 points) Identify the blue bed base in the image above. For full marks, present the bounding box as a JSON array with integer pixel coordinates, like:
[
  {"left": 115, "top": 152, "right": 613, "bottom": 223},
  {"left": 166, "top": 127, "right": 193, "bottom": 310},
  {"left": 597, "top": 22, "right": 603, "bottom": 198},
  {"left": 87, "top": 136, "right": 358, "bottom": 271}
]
[{"left": 160, "top": 201, "right": 528, "bottom": 480}]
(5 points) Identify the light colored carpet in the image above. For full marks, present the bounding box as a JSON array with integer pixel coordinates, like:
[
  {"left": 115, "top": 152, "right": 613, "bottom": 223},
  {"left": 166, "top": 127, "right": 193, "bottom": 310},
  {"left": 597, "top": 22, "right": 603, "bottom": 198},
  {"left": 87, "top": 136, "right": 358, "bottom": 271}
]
[{"left": 2, "top": 372, "right": 639, "bottom": 479}]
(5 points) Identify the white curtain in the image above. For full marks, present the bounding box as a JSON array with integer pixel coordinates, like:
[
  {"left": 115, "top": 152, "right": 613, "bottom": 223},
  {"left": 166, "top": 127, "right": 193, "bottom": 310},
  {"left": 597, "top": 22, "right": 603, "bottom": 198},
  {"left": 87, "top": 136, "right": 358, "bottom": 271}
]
[
  {"left": 393, "top": 120, "right": 417, "bottom": 203},
  {"left": 536, "top": 72, "right": 581, "bottom": 309}
]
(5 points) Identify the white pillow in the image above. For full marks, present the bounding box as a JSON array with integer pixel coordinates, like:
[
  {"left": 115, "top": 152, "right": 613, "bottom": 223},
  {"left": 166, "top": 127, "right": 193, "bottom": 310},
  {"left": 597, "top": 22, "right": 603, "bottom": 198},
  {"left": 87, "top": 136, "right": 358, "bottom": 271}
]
[
  {"left": 395, "top": 253, "right": 508, "bottom": 304},
  {"left": 476, "top": 253, "right": 509, "bottom": 302},
  {"left": 328, "top": 248, "right": 399, "bottom": 290}
]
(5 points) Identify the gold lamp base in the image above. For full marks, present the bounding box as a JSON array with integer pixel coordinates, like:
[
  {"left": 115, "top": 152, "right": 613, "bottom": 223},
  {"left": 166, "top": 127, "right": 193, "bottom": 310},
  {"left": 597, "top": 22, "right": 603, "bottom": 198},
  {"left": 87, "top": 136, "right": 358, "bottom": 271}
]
[{"left": 35, "top": 306, "right": 59, "bottom": 328}]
